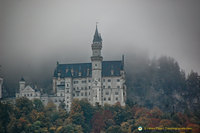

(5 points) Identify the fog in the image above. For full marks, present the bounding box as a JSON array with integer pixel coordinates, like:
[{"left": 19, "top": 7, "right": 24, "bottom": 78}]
[{"left": 0, "top": 0, "right": 200, "bottom": 90}]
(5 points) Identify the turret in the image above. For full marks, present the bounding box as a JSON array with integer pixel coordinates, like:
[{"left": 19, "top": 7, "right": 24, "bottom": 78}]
[
  {"left": 91, "top": 24, "right": 103, "bottom": 61},
  {"left": 91, "top": 24, "right": 103, "bottom": 105},
  {"left": 19, "top": 77, "right": 25, "bottom": 93}
]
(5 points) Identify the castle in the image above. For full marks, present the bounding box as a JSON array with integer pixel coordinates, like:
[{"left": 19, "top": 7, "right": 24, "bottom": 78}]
[{"left": 16, "top": 25, "right": 126, "bottom": 111}]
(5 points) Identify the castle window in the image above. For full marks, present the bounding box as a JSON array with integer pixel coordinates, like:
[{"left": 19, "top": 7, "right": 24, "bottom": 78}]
[
  {"left": 85, "top": 87, "right": 87, "bottom": 90},
  {"left": 73, "top": 81, "right": 78, "bottom": 84},
  {"left": 115, "top": 92, "right": 119, "bottom": 95},
  {"left": 73, "top": 93, "right": 75, "bottom": 97},
  {"left": 89, "top": 86, "right": 91, "bottom": 89},
  {"left": 95, "top": 64, "right": 97, "bottom": 66},
  {"left": 103, "top": 86, "right": 105, "bottom": 89},
  {"left": 108, "top": 79, "right": 111, "bottom": 82},
  {"left": 55, "top": 99, "right": 57, "bottom": 102},
  {"left": 108, "top": 86, "right": 111, "bottom": 89},
  {"left": 117, "top": 86, "right": 120, "bottom": 89},
  {"left": 27, "top": 94, "right": 29, "bottom": 96},
  {"left": 81, "top": 93, "right": 83, "bottom": 96},
  {"left": 81, "top": 87, "right": 83, "bottom": 90},
  {"left": 82, "top": 80, "right": 86, "bottom": 83},
  {"left": 67, "top": 97, "right": 69, "bottom": 99},
  {"left": 89, "top": 80, "right": 91, "bottom": 82},
  {"left": 67, "top": 105, "right": 69, "bottom": 108},
  {"left": 89, "top": 92, "right": 90, "bottom": 95},
  {"left": 106, "top": 92, "right": 109, "bottom": 95},
  {"left": 104, "top": 98, "right": 106, "bottom": 101},
  {"left": 103, "top": 79, "right": 105, "bottom": 82},
  {"left": 31, "top": 94, "right": 32, "bottom": 96},
  {"left": 77, "top": 93, "right": 79, "bottom": 96},
  {"left": 77, "top": 87, "right": 79, "bottom": 90},
  {"left": 116, "top": 97, "right": 118, "bottom": 101},
  {"left": 117, "top": 79, "right": 120, "bottom": 82},
  {"left": 66, "top": 84, "right": 69, "bottom": 87},
  {"left": 108, "top": 97, "right": 111, "bottom": 101},
  {"left": 61, "top": 82, "right": 65, "bottom": 85}
]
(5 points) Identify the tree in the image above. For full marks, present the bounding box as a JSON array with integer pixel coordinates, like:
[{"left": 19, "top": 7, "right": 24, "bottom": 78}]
[
  {"left": 79, "top": 99, "right": 95, "bottom": 132},
  {"left": 43, "top": 101, "right": 57, "bottom": 129},
  {"left": 70, "top": 99, "right": 82, "bottom": 115},
  {"left": 30, "top": 121, "right": 43, "bottom": 133},
  {"left": 91, "top": 112, "right": 105, "bottom": 133},
  {"left": 29, "top": 109, "right": 45, "bottom": 123},
  {"left": 106, "top": 125, "right": 122, "bottom": 133},
  {"left": 59, "top": 123, "right": 83, "bottom": 133},
  {"left": 71, "top": 113, "right": 85, "bottom": 126},
  {"left": 7, "top": 116, "right": 31, "bottom": 133},
  {"left": 0, "top": 102, "right": 13, "bottom": 133},
  {"left": 15, "top": 97, "right": 33, "bottom": 117},
  {"left": 33, "top": 99, "right": 44, "bottom": 112}
]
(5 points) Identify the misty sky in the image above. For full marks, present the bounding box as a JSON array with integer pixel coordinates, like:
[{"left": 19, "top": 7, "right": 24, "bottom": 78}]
[{"left": 0, "top": 0, "right": 200, "bottom": 86}]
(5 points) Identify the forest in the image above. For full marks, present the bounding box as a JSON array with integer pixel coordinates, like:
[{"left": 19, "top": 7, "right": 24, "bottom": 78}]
[
  {"left": 1, "top": 56, "right": 200, "bottom": 133},
  {"left": 0, "top": 97, "right": 199, "bottom": 133}
]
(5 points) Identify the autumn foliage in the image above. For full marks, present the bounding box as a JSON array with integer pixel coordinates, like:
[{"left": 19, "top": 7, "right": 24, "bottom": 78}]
[{"left": 0, "top": 97, "right": 200, "bottom": 133}]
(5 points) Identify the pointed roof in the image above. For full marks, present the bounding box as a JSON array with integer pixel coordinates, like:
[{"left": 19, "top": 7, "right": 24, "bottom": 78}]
[
  {"left": 121, "top": 55, "right": 125, "bottom": 70},
  {"left": 23, "top": 85, "right": 35, "bottom": 92},
  {"left": 20, "top": 77, "right": 25, "bottom": 81},
  {"left": 93, "top": 24, "right": 102, "bottom": 43}
]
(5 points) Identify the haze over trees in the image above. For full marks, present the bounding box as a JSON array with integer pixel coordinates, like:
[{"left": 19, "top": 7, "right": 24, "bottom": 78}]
[{"left": 125, "top": 55, "right": 200, "bottom": 113}]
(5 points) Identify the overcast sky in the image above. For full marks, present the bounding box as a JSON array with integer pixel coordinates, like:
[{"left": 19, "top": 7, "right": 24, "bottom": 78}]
[{"left": 0, "top": 0, "right": 200, "bottom": 84}]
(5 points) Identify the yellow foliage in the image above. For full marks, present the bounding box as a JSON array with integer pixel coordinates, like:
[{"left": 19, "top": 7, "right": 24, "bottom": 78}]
[
  {"left": 56, "top": 126, "right": 63, "bottom": 133},
  {"left": 50, "top": 126, "right": 56, "bottom": 131}
]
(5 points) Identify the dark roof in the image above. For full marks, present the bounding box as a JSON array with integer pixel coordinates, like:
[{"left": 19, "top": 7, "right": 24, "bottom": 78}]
[
  {"left": 53, "top": 61, "right": 124, "bottom": 78},
  {"left": 93, "top": 25, "right": 102, "bottom": 43},
  {"left": 20, "top": 77, "right": 25, "bottom": 81}
]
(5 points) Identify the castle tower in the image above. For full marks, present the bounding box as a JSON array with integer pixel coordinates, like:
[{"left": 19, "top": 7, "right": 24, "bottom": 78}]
[
  {"left": 19, "top": 77, "right": 25, "bottom": 93},
  {"left": 91, "top": 24, "right": 103, "bottom": 106}
]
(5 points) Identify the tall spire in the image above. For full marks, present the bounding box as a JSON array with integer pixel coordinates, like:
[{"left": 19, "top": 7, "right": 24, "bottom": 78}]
[{"left": 93, "top": 23, "right": 102, "bottom": 43}]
